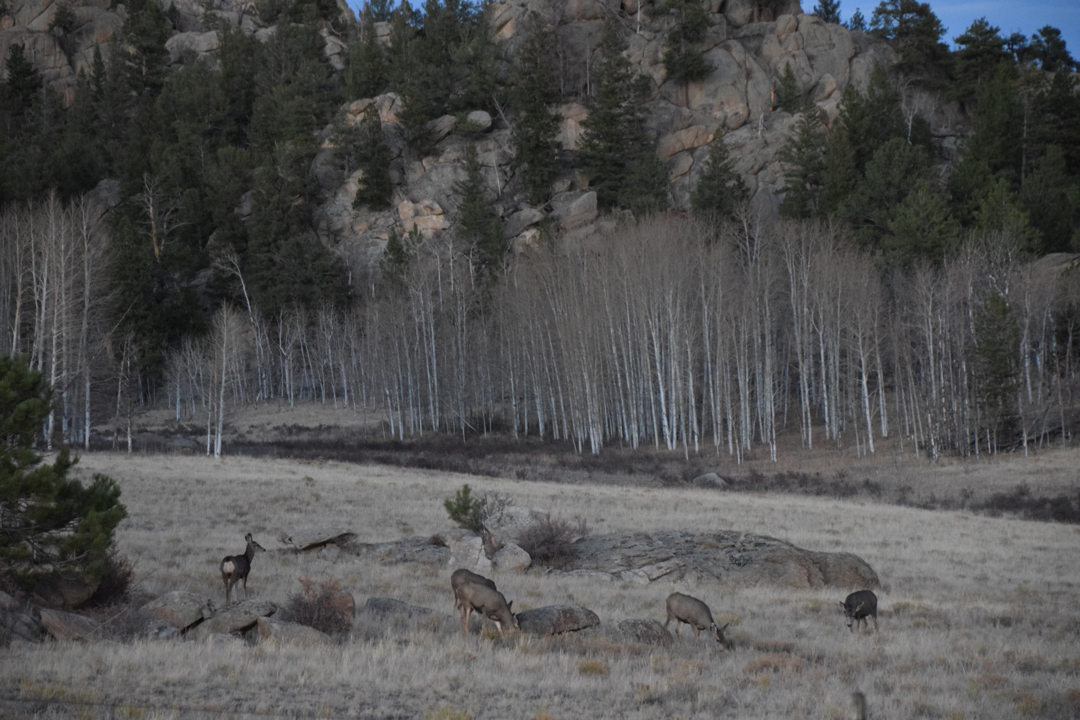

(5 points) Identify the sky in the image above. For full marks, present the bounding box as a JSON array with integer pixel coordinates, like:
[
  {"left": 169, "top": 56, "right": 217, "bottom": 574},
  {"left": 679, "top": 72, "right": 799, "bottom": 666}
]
[
  {"left": 343, "top": 0, "right": 1080, "bottom": 60},
  {"left": 839, "top": 0, "right": 1080, "bottom": 53}
]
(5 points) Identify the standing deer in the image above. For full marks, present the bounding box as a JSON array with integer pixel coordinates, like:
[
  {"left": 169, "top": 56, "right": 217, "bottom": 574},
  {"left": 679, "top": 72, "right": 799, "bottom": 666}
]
[
  {"left": 455, "top": 582, "right": 518, "bottom": 636},
  {"left": 450, "top": 568, "right": 497, "bottom": 611},
  {"left": 840, "top": 590, "right": 879, "bottom": 633},
  {"left": 220, "top": 533, "right": 266, "bottom": 604},
  {"left": 664, "top": 592, "right": 730, "bottom": 645}
]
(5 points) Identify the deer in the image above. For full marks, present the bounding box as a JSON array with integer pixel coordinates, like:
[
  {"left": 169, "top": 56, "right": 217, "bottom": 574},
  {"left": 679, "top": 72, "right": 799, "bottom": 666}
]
[
  {"left": 840, "top": 590, "right": 879, "bottom": 633},
  {"left": 220, "top": 533, "right": 266, "bottom": 604},
  {"left": 455, "top": 581, "right": 518, "bottom": 637},
  {"left": 450, "top": 568, "right": 497, "bottom": 611},
  {"left": 664, "top": 592, "right": 730, "bottom": 645}
]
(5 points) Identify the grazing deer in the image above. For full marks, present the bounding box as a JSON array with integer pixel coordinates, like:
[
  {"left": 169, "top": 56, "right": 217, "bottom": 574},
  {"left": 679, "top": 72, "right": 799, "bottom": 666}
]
[
  {"left": 840, "top": 590, "right": 879, "bottom": 633},
  {"left": 664, "top": 592, "right": 730, "bottom": 645},
  {"left": 220, "top": 533, "right": 266, "bottom": 604},
  {"left": 450, "top": 568, "right": 497, "bottom": 611},
  {"left": 455, "top": 582, "right": 518, "bottom": 636}
]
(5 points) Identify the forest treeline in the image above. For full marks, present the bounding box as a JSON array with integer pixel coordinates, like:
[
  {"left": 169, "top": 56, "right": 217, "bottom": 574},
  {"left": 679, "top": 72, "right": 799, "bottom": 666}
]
[{"left": 1, "top": 0, "right": 1079, "bottom": 458}]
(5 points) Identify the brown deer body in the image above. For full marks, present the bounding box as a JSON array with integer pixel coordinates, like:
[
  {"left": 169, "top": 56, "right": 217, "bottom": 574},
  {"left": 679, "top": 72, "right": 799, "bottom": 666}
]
[
  {"left": 841, "top": 590, "right": 879, "bottom": 633},
  {"left": 220, "top": 533, "right": 266, "bottom": 604},
  {"left": 664, "top": 592, "right": 730, "bottom": 645},
  {"left": 455, "top": 582, "right": 518, "bottom": 636},
  {"left": 450, "top": 568, "right": 497, "bottom": 611}
]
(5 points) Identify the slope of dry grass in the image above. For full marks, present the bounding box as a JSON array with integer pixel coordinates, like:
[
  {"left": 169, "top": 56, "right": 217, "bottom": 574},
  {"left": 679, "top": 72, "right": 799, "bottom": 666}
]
[{"left": 2, "top": 448, "right": 1079, "bottom": 719}]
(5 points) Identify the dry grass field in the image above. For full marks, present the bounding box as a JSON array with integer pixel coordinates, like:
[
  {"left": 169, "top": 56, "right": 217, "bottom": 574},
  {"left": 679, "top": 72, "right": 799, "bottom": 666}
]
[{"left": 3, "top": 404, "right": 1080, "bottom": 719}]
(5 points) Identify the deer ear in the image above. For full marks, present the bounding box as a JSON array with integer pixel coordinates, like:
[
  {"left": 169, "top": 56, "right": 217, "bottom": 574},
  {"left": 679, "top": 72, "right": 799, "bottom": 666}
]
[
  {"left": 507, "top": 600, "right": 513, "bottom": 610},
  {"left": 839, "top": 601, "right": 846, "bottom": 608},
  {"left": 720, "top": 623, "right": 730, "bottom": 632}
]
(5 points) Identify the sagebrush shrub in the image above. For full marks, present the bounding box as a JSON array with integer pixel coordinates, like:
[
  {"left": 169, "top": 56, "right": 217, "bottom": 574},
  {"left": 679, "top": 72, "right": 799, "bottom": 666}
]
[
  {"left": 516, "top": 514, "right": 587, "bottom": 569},
  {"left": 282, "top": 576, "right": 352, "bottom": 636}
]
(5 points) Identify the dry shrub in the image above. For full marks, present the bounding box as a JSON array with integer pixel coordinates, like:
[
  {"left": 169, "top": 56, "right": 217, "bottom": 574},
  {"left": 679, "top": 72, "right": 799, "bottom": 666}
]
[
  {"left": 744, "top": 653, "right": 806, "bottom": 676},
  {"left": 426, "top": 706, "right": 470, "bottom": 720},
  {"left": 630, "top": 681, "right": 664, "bottom": 705},
  {"left": 1065, "top": 688, "right": 1080, "bottom": 710},
  {"left": 578, "top": 659, "right": 609, "bottom": 676},
  {"left": 516, "top": 514, "right": 587, "bottom": 569},
  {"left": 1015, "top": 693, "right": 1045, "bottom": 715},
  {"left": 85, "top": 550, "right": 134, "bottom": 607},
  {"left": 281, "top": 576, "right": 353, "bottom": 636}
]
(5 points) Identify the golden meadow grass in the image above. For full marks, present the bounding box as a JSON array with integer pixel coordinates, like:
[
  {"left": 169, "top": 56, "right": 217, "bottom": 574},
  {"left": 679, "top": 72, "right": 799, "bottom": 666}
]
[{"left": 2, "top": 445, "right": 1079, "bottom": 719}]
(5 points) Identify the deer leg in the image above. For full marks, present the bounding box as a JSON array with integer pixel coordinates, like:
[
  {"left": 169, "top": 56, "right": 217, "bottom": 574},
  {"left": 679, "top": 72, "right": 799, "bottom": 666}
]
[
  {"left": 461, "top": 607, "right": 471, "bottom": 635},
  {"left": 872, "top": 615, "right": 878, "bottom": 632},
  {"left": 692, "top": 625, "right": 701, "bottom": 639}
]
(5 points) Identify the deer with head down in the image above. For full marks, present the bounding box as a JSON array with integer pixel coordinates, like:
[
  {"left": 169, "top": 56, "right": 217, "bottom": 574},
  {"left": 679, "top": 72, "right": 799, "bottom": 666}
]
[
  {"left": 220, "top": 533, "right": 266, "bottom": 604},
  {"left": 455, "top": 581, "right": 518, "bottom": 636},
  {"left": 664, "top": 592, "right": 730, "bottom": 645},
  {"left": 840, "top": 590, "right": 878, "bottom": 633},
  {"left": 450, "top": 568, "right": 497, "bottom": 611}
]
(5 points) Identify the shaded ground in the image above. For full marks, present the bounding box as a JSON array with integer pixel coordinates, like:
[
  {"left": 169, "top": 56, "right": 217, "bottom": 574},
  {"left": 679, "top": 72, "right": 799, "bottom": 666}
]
[{"left": 97, "top": 402, "right": 1080, "bottom": 524}]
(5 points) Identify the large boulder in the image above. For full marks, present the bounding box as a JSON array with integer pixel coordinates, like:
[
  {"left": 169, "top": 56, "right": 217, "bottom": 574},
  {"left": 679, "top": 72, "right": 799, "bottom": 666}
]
[
  {"left": 444, "top": 530, "right": 492, "bottom": 575},
  {"left": 40, "top": 608, "right": 99, "bottom": 642},
  {"left": 563, "top": 531, "right": 879, "bottom": 589},
  {"left": 282, "top": 528, "right": 357, "bottom": 551},
  {"left": 192, "top": 599, "right": 276, "bottom": 639},
  {"left": 598, "top": 619, "right": 674, "bottom": 646},
  {"left": 31, "top": 572, "right": 97, "bottom": 609},
  {"left": 0, "top": 593, "right": 45, "bottom": 645},
  {"left": 256, "top": 617, "right": 332, "bottom": 647},
  {"left": 491, "top": 542, "right": 532, "bottom": 573},
  {"left": 357, "top": 597, "right": 454, "bottom": 637},
  {"left": 142, "top": 591, "right": 215, "bottom": 632},
  {"left": 349, "top": 535, "right": 451, "bottom": 565},
  {"left": 516, "top": 605, "right": 600, "bottom": 636}
]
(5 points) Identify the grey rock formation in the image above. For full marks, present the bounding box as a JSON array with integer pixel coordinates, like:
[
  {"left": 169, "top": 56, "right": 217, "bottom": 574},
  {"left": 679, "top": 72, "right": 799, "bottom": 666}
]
[
  {"left": 40, "top": 608, "right": 99, "bottom": 641},
  {"left": 348, "top": 535, "right": 451, "bottom": 565},
  {"left": 516, "top": 604, "right": 600, "bottom": 636},
  {"left": 142, "top": 591, "right": 215, "bottom": 632},
  {"left": 563, "top": 531, "right": 879, "bottom": 588},
  {"left": 491, "top": 542, "right": 532, "bottom": 573},
  {"left": 31, "top": 572, "right": 97, "bottom": 609},
  {"left": 256, "top": 616, "right": 333, "bottom": 646},
  {"left": 192, "top": 599, "right": 276, "bottom": 639},
  {"left": 282, "top": 528, "right": 357, "bottom": 551}
]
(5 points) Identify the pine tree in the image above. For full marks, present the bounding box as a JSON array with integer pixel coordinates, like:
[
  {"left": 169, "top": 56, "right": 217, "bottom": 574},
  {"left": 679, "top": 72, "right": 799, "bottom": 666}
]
[
  {"left": 847, "top": 8, "right": 866, "bottom": 31},
  {"left": 454, "top": 145, "right": 505, "bottom": 282},
  {"left": 1027, "top": 26, "right": 1077, "bottom": 72},
  {"left": 510, "top": 18, "right": 562, "bottom": 204},
  {"left": 579, "top": 21, "right": 667, "bottom": 214},
  {"left": 811, "top": 0, "right": 841, "bottom": 24},
  {"left": 952, "top": 18, "right": 1008, "bottom": 106},
  {"left": 776, "top": 63, "right": 801, "bottom": 112},
  {"left": 653, "top": 0, "right": 713, "bottom": 105},
  {"left": 690, "top": 132, "right": 749, "bottom": 221},
  {"left": 351, "top": 105, "right": 394, "bottom": 210},
  {"left": 869, "top": 0, "right": 951, "bottom": 85},
  {"left": 0, "top": 357, "right": 127, "bottom": 588},
  {"left": 779, "top": 108, "right": 827, "bottom": 218},
  {"left": 346, "top": 5, "right": 388, "bottom": 99}
]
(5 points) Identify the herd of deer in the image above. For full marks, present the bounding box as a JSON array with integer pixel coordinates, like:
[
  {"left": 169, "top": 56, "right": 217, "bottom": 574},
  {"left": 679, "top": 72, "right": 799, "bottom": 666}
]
[{"left": 219, "top": 534, "right": 880, "bottom": 639}]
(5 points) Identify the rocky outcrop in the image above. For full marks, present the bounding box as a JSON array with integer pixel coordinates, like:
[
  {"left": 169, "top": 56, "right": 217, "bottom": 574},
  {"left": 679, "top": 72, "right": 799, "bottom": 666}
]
[
  {"left": 596, "top": 618, "right": 674, "bottom": 646},
  {"left": 192, "top": 599, "right": 276, "bottom": 639},
  {"left": 39, "top": 608, "right": 99, "bottom": 641},
  {"left": 348, "top": 535, "right": 451, "bottom": 565},
  {"left": 442, "top": 529, "right": 493, "bottom": 575},
  {"left": 256, "top": 616, "right": 333, "bottom": 646},
  {"left": 516, "top": 604, "right": 600, "bottom": 636},
  {"left": 561, "top": 531, "right": 879, "bottom": 589},
  {"left": 281, "top": 528, "right": 357, "bottom": 551},
  {"left": 491, "top": 542, "right": 532, "bottom": 573},
  {"left": 0, "top": 592, "right": 46, "bottom": 645},
  {"left": 31, "top": 572, "right": 97, "bottom": 609},
  {"left": 142, "top": 591, "right": 215, "bottom": 632}
]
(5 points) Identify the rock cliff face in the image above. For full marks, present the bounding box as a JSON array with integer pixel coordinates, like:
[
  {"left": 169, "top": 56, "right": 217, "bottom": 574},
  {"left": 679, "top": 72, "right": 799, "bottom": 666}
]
[{"left": 1, "top": 0, "right": 902, "bottom": 263}]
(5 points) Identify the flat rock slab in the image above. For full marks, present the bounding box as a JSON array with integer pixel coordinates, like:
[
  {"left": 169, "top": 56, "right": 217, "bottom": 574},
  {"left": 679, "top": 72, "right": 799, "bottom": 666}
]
[
  {"left": 517, "top": 605, "right": 600, "bottom": 636},
  {"left": 358, "top": 597, "right": 454, "bottom": 637},
  {"left": 597, "top": 618, "right": 674, "bottom": 646},
  {"left": 284, "top": 528, "right": 357, "bottom": 551},
  {"left": 564, "top": 531, "right": 879, "bottom": 589},
  {"left": 142, "top": 591, "right": 214, "bottom": 631},
  {"left": 193, "top": 599, "right": 276, "bottom": 639},
  {"left": 257, "top": 617, "right": 332, "bottom": 647},
  {"left": 40, "top": 608, "right": 99, "bottom": 641},
  {"left": 349, "top": 536, "right": 450, "bottom": 565}
]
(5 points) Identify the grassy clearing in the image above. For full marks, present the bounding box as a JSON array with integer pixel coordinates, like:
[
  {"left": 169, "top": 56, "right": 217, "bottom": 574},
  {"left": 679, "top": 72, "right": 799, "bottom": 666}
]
[{"left": 1, "top": 448, "right": 1079, "bottom": 718}]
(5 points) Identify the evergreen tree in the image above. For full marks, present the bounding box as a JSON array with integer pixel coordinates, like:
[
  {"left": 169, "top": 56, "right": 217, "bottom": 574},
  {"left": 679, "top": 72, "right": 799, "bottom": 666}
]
[
  {"left": 350, "top": 105, "right": 394, "bottom": 210},
  {"left": 1020, "top": 146, "right": 1080, "bottom": 254},
  {"left": 776, "top": 63, "right": 801, "bottom": 112},
  {"left": 884, "top": 179, "right": 959, "bottom": 263},
  {"left": 690, "top": 132, "right": 748, "bottom": 221},
  {"left": 454, "top": 145, "right": 505, "bottom": 282},
  {"left": 847, "top": 8, "right": 866, "bottom": 31},
  {"left": 974, "top": 292, "right": 1020, "bottom": 449},
  {"left": 509, "top": 18, "right": 562, "bottom": 204},
  {"left": 952, "top": 18, "right": 1008, "bottom": 107},
  {"left": 869, "top": 0, "right": 951, "bottom": 85},
  {"left": 0, "top": 356, "right": 127, "bottom": 588},
  {"left": 652, "top": 0, "right": 713, "bottom": 105},
  {"left": 779, "top": 107, "right": 827, "bottom": 218},
  {"left": 347, "top": 5, "right": 388, "bottom": 99},
  {"left": 811, "top": 0, "right": 841, "bottom": 24},
  {"left": 579, "top": 21, "right": 667, "bottom": 214},
  {"left": 1027, "top": 26, "right": 1077, "bottom": 72}
]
